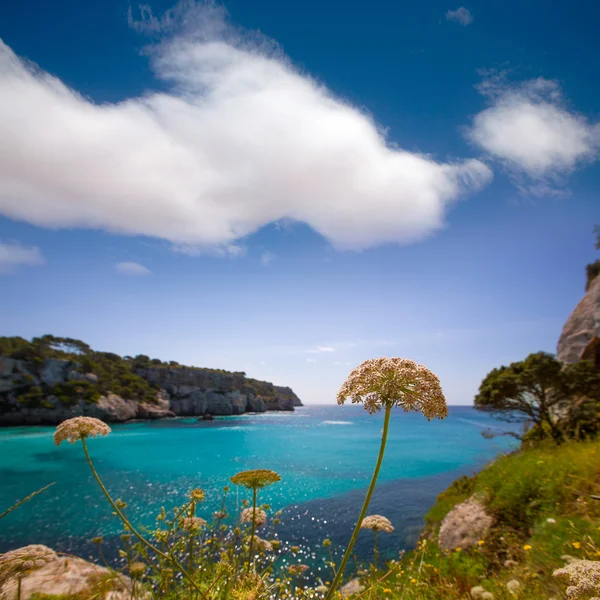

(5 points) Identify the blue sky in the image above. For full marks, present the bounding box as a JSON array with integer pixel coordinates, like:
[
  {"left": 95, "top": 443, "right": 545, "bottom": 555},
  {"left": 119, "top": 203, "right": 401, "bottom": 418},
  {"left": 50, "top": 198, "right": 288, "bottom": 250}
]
[{"left": 0, "top": 0, "right": 598, "bottom": 405}]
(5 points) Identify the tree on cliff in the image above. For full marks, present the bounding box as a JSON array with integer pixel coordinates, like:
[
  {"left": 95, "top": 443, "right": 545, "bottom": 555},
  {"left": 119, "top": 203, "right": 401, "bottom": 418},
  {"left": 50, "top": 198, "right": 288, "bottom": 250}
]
[
  {"left": 475, "top": 352, "right": 600, "bottom": 442},
  {"left": 585, "top": 225, "right": 600, "bottom": 290}
]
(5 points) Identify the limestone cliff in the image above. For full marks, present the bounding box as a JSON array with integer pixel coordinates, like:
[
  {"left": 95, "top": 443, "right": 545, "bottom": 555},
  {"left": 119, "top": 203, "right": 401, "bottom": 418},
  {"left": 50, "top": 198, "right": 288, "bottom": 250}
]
[
  {"left": 557, "top": 275, "right": 600, "bottom": 367},
  {"left": 0, "top": 349, "right": 302, "bottom": 425},
  {"left": 135, "top": 366, "right": 302, "bottom": 416}
]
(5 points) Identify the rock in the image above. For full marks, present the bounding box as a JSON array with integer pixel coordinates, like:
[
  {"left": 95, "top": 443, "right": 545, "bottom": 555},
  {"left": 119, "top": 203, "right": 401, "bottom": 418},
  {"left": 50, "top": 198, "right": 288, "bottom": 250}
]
[
  {"left": 93, "top": 394, "right": 139, "bottom": 422},
  {"left": 201, "top": 414, "right": 214, "bottom": 421},
  {"left": 1, "top": 352, "right": 302, "bottom": 424},
  {"left": 39, "top": 359, "right": 72, "bottom": 386},
  {"left": 67, "top": 370, "right": 99, "bottom": 384},
  {"left": 557, "top": 275, "right": 600, "bottom": 367},
  {"left": 0, "top": 545, "right": 138, "bottom": 599},
  {"left": 247, "top": 395, "right": 265, "bottom": 412},
  {"left": 438, "top": 496, "right": 494, "bottom": 551}
]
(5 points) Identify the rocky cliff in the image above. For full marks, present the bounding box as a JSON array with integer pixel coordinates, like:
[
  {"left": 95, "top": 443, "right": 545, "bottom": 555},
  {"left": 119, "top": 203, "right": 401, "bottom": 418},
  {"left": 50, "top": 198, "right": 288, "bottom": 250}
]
[
  {"left": 557, "top": 274, "right": 600, "bottom": 367},
  {"left": 0, "top": 340, "right": 302, "bottom": 425},
  {"left": 134, "top": 366, "right": 302, "bottom": 416}
]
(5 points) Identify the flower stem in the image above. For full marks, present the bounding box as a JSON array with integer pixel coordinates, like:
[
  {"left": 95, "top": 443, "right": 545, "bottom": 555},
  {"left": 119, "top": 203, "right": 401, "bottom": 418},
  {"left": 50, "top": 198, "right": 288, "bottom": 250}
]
[
  {"left": 373, "top": 530, "right": 379, "bottom": 569},
  {"left": 247, "top": 488, "right": 258, "bottom": 571},
  {"left": 81, "top": 438, "right": 203, "bottom": 595},
  {"left": 324, "top": 406, "right": 392, "bottom": 600}
]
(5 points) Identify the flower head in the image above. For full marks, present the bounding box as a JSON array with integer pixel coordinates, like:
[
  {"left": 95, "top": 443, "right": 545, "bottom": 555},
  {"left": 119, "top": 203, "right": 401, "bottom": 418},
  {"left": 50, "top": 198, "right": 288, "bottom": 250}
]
[
  {"left": 182, "top": 517, "right": 207, "bottom": 531},
  {"left": 190, "top": 489, "right": 205, "bottom": 502},
  {"left": 230, "top": 573, "right": 265, "bottom": 600},
  {"left": 470, "top": 586, "right": 485, "bottom": 600},
  {"left": 337, "top": 358, "right": 447, "bottom": 419},
  {"left": 0, "top": 545, "right": 58, "bottom": 586},
  {"left": 129, "top": 562, "right": 146, "bottom": 577},
  {"left": 287, "top": 564, "right": 309, "bottom": 576},
  {"left": 241, "top": 508, "right": 267, "bottom": 527},
  {"left": 54, "top": 417, "right": 111, "bottom": 446},
  {"left": 254, "top": 537, "right": 273, "bottom": 553},
  {"left": 230, "top": 469, "right": 281, "bottom": 490},
  {"left": 360, "top": 515, "right": 394, "bottom": 533},
  {"left": 554, "top": 560, "right": 600, "bottom": 599},
  {"left": 506, "top": 580, "right": 521, "bottom": 595}
]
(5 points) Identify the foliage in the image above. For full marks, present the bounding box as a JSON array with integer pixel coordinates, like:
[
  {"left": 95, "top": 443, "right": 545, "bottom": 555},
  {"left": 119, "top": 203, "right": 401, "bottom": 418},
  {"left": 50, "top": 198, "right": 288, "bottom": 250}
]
[
  {"left": 585, "top": 225, "right": 600, "bottom": 290},
  {"left": 0, "top": 335, "right": 159, "bottom": 408},
  {"left": 354, "top": 438, "right": 600, "bottom": 600},
  {"left": 474, "top": 352, "right": 600, "bottom": 443},
  {"left": 586, "top": 259, "right": 600, "bottom": 290}
]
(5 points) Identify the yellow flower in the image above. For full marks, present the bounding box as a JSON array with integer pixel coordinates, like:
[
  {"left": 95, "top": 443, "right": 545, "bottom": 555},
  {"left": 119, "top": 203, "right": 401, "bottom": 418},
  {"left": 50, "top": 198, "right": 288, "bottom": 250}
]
[
  {"left": 523, "top": 544, "right": 532, "bottom": 551},
  {"left": 477, "top": 540, "right": 485, "bottom": 546},
  {"left": 230, "top": 469, "right": 281, "bottom": 490},
  {"left": 410, "top": 578, "right": 418, "bottom": 584},
  {"left": 572, "top": 541, "right": 581, "bottom": 549},
  {"left": 455, "top": 547, "right": 462, "bottom": 553},
  {"left": 383, "top": 589, "right": 392, "bottom": 594}
]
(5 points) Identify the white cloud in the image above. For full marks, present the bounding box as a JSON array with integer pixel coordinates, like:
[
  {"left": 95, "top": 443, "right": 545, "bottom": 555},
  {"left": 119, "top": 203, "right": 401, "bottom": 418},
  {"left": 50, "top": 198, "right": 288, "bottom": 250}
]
[
  {"left": 306, "top": 358, "right": 317, "bottom": 363},
  {"left": 306, "top": 346, "right": 336, "bottom": 354},
  {"left": 0, "top": 2, "right": 491, "bottom": 253},
  {"left": 0, "top": 241, "right": 44, "bottom": 273},
  {"left": 446, "top": 7, "right": 473, "bottom": 26},
  {"left": 260, "top": 251, "right": 275, "bottom": 266},
  {"left": 115, "top": 261, "right": 151, "bottom": 276},
  {"left": 467, "top": 76, "right": 600, "bottom": 193}
]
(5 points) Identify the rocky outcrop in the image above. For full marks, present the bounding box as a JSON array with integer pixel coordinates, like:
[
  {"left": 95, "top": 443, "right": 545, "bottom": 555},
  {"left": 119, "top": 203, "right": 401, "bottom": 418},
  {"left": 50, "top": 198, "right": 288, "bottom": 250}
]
[
  {"left": 135, "top": 367, "right": 301, "bottom": 416},
  {"left": 0, "top": 357, "right": 301, "bottom": 425},
  {"left": 557, "top": 275, "right": 600, "bottom": 367},
  {"left": 438, "top": 496, "right": 493, "bottom": 550},
  {"left": 0, "top": 545, "right": 138, "bottom": 599}
]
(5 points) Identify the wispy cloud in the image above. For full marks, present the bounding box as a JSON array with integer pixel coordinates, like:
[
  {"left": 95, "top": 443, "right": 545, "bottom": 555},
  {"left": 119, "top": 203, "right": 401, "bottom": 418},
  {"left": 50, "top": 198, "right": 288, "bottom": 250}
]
[
  {"left": 467, "top": 74, "right": 600, "bottom": 194},
  {"left": 0, "top": 241, "right": 44, "bottom": 273},
  {"left": 115, "top": 261, "right": 152, "bottom": 276},
  {"left": 307, "top": 346, "right": 336, "bottom": 354},
  {"left": 260, "top": 251, "right": 275, "bottom": 266},
  {"left": 0, "top": 2, "right": 491, "bottom": 254},
  {"left": 446, "top": 7, "right": 473, "bottom": 26},
  {"left": 306, "top": 358, "right": 317, "bottom": 363}
]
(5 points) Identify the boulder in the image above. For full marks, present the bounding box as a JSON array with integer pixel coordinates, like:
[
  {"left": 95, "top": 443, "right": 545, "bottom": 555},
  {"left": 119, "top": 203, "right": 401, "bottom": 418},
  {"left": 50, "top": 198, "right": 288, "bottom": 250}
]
[
  {"left": 0, "top": 545, "right": 139, "bottom": 599},
  {"left": 438, "top": 496, "right": 493, "bottom": 550},
  {"left": 557, "top": 275, "right": 600, "bottom": 367}
]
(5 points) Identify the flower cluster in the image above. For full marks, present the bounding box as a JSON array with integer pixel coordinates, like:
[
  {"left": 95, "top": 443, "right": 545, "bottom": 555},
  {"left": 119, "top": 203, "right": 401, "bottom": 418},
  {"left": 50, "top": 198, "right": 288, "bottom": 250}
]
[
  {"left": 53, "top": 417, "right": 111, "bottom": 446},
  {"left": 241, "top": 508, "right": 267, "bottom": 527},
  {"left": 181, "top": 517, "right": 207, "bottom": 531},
  {"left": 230, "top": 470, "right": 281, "bottom": 490},
  {"left": 0, "top": 545, "right": 57, "bottom": 586},
  {"left": 360, "top": 515, "right": 394, "bottom": 533},
  {"left": 254, "top": 537, "right": 273, "bottom": 553},
  {"left": 337, "top": 358, "right": 448, "bottom": 419},
  {"left": 287, "top": 564, "right": 309, "bottom": 576},
  {"left": 554, "top": 560, "right": 600, "bottom": 599}
]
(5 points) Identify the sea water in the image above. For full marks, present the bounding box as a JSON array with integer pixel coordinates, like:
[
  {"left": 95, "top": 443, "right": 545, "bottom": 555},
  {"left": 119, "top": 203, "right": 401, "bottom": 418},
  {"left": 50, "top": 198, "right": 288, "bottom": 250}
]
[{"left": 0, "top": 405, "right": 515, "bottom": 563}]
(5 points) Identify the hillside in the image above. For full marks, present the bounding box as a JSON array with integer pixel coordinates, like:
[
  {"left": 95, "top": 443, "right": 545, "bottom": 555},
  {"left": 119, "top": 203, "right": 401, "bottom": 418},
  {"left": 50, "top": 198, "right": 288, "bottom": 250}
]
[
  {"left": 0, "top": 335, "right": 302, "bottom": 425},
  {"left": 348, "top": 439, "right": 600, "bottom": 599}
]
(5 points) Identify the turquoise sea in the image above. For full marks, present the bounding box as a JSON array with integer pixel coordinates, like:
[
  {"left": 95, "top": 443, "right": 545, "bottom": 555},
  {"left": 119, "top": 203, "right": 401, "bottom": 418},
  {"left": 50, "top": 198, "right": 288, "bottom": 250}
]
[{"left": 0, "top": 405, "right": 514, "bottom": 565}]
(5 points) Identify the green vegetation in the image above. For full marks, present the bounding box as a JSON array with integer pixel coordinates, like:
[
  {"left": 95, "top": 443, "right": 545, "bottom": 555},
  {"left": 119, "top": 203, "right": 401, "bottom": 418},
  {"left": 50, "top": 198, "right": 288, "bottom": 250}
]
[
  {"left": 585, "top": 225, "right": 600, "bottom": 290},
  {"left": 355, "top": 439, "right": 600, "bottom": 600},
  {"left": 0, "top": 335, "right": 160, "bottom": 408},
  {"left": 475, "top": 351, "right": 600, "bottom": 442}
]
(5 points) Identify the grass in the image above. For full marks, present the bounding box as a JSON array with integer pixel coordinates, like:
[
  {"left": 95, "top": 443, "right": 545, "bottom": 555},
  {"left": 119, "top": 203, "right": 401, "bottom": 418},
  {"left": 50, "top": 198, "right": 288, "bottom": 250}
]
[{"left": 352, "top": 439, "right": 600, "bottom": 600}]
